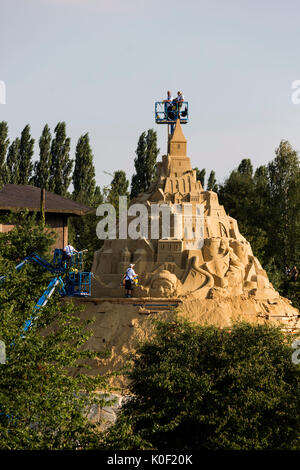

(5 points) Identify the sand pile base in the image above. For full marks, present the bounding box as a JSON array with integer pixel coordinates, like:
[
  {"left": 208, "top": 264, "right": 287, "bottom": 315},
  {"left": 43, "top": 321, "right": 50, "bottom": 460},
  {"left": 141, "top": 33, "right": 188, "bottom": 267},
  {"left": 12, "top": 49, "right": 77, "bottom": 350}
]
[{"left": 73, "top": 294, "right": 300, "bottom": 393}]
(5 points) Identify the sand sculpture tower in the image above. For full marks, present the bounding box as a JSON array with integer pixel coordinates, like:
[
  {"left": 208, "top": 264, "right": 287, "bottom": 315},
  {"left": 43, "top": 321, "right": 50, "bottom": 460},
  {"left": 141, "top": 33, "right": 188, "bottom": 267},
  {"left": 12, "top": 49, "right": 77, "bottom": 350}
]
[
  {"left": 91, "top": 120, "right": 299, "bottom": 330},
  {"left": 94, "top": 121, "right": 275, "bottom": 299}
]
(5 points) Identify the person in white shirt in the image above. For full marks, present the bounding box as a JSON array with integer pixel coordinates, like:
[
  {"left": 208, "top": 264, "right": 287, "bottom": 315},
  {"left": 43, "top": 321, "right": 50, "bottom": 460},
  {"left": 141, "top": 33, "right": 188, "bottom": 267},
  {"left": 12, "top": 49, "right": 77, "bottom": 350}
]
[
  {"left": 163, "top": 90, "right": 173, "bottom": 120},
  {"left": 124, "top": 263, "right": 138, "bottom": 298},
  {"left": 64, "top": 242, "right": 78, "bottom": 267},
  {"left": 172, "top": 91, "right": 185, "bottom": 118},
  {"left": 164, "top": 90, "right": 173, "bottom": 103},
  {"left": 173, "top": 90, "right": 184, "bottom": 104}
]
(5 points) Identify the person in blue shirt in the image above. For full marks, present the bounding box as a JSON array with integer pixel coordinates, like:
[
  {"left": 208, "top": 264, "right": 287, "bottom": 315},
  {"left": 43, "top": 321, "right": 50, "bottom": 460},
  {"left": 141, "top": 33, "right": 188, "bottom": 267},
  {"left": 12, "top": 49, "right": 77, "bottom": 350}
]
[{"left": 124, "top": 263, "right": 137, "bottom": 298}]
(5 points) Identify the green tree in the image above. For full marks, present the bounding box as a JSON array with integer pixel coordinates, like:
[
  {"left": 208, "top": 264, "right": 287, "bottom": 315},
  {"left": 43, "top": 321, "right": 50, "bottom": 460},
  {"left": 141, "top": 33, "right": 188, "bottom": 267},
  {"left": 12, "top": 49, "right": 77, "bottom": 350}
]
[
  {"left": 254, "top": 165, "right": 268, "bottom": 197},
  {"left": 103, "top": 319, "right": 300, "bottom": 450},
  {"left": 32, "top": 124, "right": 52, "bottom": 189},
  {"left": 218, "top": 159, "right": 257, "bottom": 220},
  {"left": 73, "top": 133, "right": 96, "bottom": 204},
  {"left": 218, "top": 158, "right": 269, "bottom": 263},
  {"left": 18, "top": 124, "right": 35, "bottom": 185},
  {"left": 49, "top": 122, "right": 72, "bottom": 196},
  {"left": 107, "top": 170, "right": 129, "bottom": 213},
  {"left": 194, "top": 167, "right": 206, "bottom": 187},
  {"left": 131, "top": 132, "right": 146, "bottom": 199},
  {"left": 6, "top": 138, "right": 20, "bottom": 184},
  {"left": 69, "top": 188, "right": 103, "bottom": 270},
  {"left": 70, "top": 133, "right": 102, "bottom": 268},
  {"left": 207, "top": 170, "right": 218, "bottom": 192},
  {"left": 0, "top": 213, "right": 108, "bottom": 449},
  {"left": 131, "top": 129, "right": 159, "bottom": 199},
  {"left": 237, "top": 158, "right": 253, "bottom": 177},
  {"left": 268, "top": 140, "right": 300, "bottom": 267},
  {"left": 0, "top": 121, "right": 9, "bottom": 186}
]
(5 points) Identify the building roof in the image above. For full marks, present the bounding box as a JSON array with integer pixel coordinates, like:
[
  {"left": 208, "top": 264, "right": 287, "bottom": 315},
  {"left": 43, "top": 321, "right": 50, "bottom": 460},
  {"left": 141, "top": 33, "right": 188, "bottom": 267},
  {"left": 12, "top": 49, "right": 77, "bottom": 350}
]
[{"left": 0, "top": 184, "right": 92, "bottom": 216}]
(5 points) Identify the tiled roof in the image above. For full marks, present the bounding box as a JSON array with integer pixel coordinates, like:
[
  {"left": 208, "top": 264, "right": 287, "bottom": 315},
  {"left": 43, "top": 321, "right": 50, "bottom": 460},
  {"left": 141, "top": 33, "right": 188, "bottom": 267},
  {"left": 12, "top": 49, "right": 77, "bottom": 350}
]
[{"left": 0, "top": 184, "right": 92, "bottom": 216}]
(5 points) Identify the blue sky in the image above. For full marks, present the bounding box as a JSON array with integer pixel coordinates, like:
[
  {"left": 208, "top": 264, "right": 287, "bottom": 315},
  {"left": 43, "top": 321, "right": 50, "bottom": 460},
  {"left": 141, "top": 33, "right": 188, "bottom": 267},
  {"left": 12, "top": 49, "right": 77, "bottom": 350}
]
[{"left": 1, "top": 0, "right": 300, "bottom": 190}]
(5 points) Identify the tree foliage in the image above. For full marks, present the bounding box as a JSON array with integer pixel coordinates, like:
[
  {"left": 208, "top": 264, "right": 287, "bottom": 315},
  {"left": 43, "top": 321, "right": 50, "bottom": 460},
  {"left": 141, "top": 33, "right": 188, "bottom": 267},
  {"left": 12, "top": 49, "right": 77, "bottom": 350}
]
[
  {"left": 268, "top": 140, "right": 300, "bottom": 266},
  {"left": 6, "top": 138, "right": 20, "bottom": 184},
  {"left": 0, "top": 121, "right": 9, "bottom": 186},
  {"left": 207, "top": 170, "right": 218, "bottom": 192},
  {"left": 32, "top": 124, "right": 52, "bottom": 190},
  {"left": 69, "top": 133, "right": 102, "bottom": 269},
  {"left": 194, "top": 167, "right": 206, "bottom": 187},
  {"left": 0, "top": 213, "right": 108, "bottom": 449},
  {"left": 72, "top": 133, "right": 96, "bottom": 204},
  {"left": 18, "top": 125, "right": 35, "bottom": 185},
  {"left": 103, "top": 319, "right": 300, "bottom": 450},
  {"left": 107, "top": 170, "right": 129, "bottom": 213},
  {"left": 49, "top": 122, "right": 73, "bottom": 196},
  {"left": 68, "top": 189, "right": 104, "bottom": 270},
  {"left": 131, "top": 129, "right": 159, "bottom": 199},
  {"left": 218, "top": 145, "right": 299, "bottom": 298}
]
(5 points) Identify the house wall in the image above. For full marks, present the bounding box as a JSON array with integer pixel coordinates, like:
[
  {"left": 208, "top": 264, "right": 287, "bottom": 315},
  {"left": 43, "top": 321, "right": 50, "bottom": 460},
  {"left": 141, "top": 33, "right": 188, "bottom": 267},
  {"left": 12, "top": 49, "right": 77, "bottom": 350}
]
[
  {"left": 44, "top": 213, "right": 68, "bottom": 249},
  {"left": 0, "top": 213, "right": 69, "bottom": 251},
  {"left": 0, "top": 222, "right": 14, "bottom": 233}
]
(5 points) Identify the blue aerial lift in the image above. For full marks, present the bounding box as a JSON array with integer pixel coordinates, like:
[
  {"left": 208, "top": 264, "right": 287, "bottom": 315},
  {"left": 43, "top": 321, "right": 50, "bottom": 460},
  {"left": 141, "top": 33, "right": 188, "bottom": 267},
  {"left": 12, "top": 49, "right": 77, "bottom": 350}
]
[
  {"left": 0, "top": 249, "right": 92, "bottom": 420},
  {"left": 155, "top": 99, "right": 189, "bottom": 135},
  {"left": 0, "top": 249, "right": 91, "bottom": 334}
]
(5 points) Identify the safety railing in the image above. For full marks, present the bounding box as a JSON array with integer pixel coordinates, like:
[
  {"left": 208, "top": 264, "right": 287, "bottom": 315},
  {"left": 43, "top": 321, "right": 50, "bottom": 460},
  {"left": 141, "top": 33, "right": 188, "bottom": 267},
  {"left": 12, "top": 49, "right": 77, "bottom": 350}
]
[
  {"left": 53, "top": 249, "right": 84, "bottom": 271},
  {"left": 155, "top": 101, "right": 189, "bottom": 124},
  {"left": 68, "top": 271, "right": 91, "bottom": 296}
]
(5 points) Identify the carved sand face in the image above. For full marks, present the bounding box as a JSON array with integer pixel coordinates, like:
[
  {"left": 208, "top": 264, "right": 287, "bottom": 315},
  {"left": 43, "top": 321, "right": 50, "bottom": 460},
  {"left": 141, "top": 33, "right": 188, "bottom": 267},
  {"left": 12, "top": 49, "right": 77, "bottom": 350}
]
[
  {"left": 150, "top": 270, "right": 177, "bottom": 297},
  {"left": 219, "top": 239, "right": 229, "bottom": 254},
  {"left": 230, "top": 241, "right": 249, "bottom": 265},
  {"left": 203, "top": 238, "right": 228, "bottom": 261},
  {"left": 203, "top": 238, "right": 220, "bottom": 260}
]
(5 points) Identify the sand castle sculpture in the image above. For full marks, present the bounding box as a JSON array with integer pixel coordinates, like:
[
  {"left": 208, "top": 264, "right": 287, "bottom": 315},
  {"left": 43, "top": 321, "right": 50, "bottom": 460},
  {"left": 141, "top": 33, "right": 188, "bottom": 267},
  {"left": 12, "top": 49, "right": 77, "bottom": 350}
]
[
  {"left": 91, "top": 120, "right": 299, "bottom": 330},
  {"left": 80, "top": 118, "right": 300, "bottom": 398},
  {"left": 93, "top": 121, "right": 275, "bottom": 299}
]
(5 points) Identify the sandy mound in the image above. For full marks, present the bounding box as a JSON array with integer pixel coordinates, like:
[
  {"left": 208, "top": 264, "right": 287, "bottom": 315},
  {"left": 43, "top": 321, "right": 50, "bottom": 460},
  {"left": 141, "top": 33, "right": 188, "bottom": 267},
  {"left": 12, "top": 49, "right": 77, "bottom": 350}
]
[{"left": 75, "top": 294, "right": 299, "bottom": 393}]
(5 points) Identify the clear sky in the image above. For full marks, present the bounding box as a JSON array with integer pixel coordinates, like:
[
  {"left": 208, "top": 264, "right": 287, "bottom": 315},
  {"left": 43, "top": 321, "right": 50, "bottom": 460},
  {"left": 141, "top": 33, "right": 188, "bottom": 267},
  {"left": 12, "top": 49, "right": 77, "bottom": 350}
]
[{"left": 1, "top": 0, "right": 300, "bottom": 190}]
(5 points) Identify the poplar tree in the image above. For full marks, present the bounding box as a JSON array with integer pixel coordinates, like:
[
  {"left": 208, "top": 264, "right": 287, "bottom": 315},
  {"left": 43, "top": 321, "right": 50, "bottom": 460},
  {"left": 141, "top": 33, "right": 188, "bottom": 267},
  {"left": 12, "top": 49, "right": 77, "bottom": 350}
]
[
  {"left": 49, "top": 122, "right": 72, "bottom": 196},
  {"left": 70, "top": 133, "right": 102, "bottom": 268},
  {"left": 107, "top": 170, "right": 129, "bottom": 212},
  {"left": 6, "top": 138, "right": 20, "bottom": 184},
  {"left": 238, "top": 158, "right": 253, "bottom": 177},
  {"left": 268, "top": 140, "right": 300, "bottom": 266},
  {"left": 253, "top": 165, "right": 269, "bottom": 220},
  {"left": 145, "top": 129, "right": 159, "bottom": 188},
  {"left": 32, "top": 124, "right": 52, "bottom": 189},
  {"left": 72, "top": 133, "right": 96, "bottom": 204},
  {"left": 207, "top": 170, "right": 218, "bottom": 192},
  {"left": 131, "top": 129, "right": 159, "bottom": 199},
  {"left": 131, "top": 132, "right": 146, "bottom": 199},
  {"left": 18, "top": 124, "right": 34, "bottom": 185},
  {"left": 0, "top": 121, "right": 9, "bottom": 186},
  {"left": 194, "top": 167, "right": 206, "bottom": 187}
]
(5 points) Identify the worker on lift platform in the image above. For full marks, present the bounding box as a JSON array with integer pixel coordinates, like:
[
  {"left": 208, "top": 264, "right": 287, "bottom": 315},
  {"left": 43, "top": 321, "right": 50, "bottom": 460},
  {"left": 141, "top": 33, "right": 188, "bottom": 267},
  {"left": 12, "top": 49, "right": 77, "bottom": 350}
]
[
  {"left": 163, "top": 90, "right": 173, "bottom": 119},
  {"left": 62, "top": 242, "right": 78, "bottom": 268},
  {"left": 155, "top": 90, "right": 188, "bottom": 125}
]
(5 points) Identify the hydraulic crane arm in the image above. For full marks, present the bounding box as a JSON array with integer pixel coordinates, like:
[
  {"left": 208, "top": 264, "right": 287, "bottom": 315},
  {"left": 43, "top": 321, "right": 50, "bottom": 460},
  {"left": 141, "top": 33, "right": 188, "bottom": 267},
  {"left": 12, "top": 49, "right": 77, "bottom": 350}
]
[
  {"left": 0, "top": 253, "right": 60, "bottom": 286},
  {"left": 23, "top": 276, "right": 66, "bottom": 332},
  {"left": 18, "top": 253, "right": 59, "bottom": 273}
]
